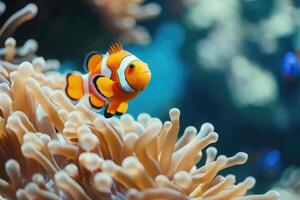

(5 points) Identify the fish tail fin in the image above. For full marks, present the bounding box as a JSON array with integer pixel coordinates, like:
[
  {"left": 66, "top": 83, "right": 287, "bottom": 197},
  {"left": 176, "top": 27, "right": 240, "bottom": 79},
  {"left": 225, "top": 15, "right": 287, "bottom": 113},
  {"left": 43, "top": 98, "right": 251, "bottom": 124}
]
[{"left": 65, "top": 73, "right": 85, "bottom": 101}]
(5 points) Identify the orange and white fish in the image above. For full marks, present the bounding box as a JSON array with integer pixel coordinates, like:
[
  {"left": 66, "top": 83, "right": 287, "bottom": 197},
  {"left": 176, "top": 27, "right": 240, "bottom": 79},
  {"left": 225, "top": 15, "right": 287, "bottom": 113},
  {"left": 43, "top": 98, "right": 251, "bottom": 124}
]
[{"left": 65, "top": 40, "right": 151, "bottom": 118}]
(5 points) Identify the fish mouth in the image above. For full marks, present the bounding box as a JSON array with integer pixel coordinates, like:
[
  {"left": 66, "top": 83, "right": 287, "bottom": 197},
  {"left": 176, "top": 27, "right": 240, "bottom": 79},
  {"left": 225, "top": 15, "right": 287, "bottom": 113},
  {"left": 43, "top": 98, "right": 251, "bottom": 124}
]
[
  {"left": 142, "top": 71, "right": 151, "bottom": 77},
  {"left": 142, "top": 71, "right": 151, "bottom": 74},
  {"left": 139, "top": 71, "right": 151, "bottom": 91}
]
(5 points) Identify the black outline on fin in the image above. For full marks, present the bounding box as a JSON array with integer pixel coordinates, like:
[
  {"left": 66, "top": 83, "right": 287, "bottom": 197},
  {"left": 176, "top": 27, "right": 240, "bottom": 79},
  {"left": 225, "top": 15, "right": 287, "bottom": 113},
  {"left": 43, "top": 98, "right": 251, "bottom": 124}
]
[
  {"left": 65, "top": 73, "right": 80, "bottom": 101},
  {"left": 88, "top": 96, "right": 104, "bottom": 110},
  {"left": 83, "top": 51, "right": 100, "bottom": 73},
  {"left": 115, "top": 112, "right": 124, "bottom": 116},
  {"left": 92, "top": 75, "right": 113, "bottom": 98},
  {"left": 104, "top": 106, "right": 114, "bottom": 118}
]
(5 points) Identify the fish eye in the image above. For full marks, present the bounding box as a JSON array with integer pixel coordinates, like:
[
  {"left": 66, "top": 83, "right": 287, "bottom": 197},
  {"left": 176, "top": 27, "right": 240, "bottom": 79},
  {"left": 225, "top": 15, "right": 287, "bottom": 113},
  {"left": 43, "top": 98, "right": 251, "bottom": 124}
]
[{"left": 129, "top": 64, "right": 135, "bottom": 69}]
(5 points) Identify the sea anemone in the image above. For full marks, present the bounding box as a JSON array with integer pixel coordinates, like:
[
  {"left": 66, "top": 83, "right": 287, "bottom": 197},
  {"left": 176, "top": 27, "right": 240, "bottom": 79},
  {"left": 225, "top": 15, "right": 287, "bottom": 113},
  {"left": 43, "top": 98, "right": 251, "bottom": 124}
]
[
  {"left": 0, "top": 1, "right": 38, "bottom": 62},
  {"left": 0, "top": 1, "right": 60, "bottom": 70},
  {"left": 0, "top": 60, "right": 280, "bottom": 200}
]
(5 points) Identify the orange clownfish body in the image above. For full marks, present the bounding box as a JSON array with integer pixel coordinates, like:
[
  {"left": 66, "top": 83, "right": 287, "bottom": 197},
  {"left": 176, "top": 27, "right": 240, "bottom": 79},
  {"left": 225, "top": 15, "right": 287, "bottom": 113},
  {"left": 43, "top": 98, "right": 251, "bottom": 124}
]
[{"left": 65, "top": 40, "right": 151, "bottom": 118}]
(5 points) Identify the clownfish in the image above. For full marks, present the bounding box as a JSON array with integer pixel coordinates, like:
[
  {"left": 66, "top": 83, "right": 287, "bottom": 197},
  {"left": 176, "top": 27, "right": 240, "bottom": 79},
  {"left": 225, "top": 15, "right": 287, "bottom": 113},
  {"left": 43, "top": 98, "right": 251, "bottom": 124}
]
[{"left": 65, "top": 40, "right": 151, "bottom": 118}]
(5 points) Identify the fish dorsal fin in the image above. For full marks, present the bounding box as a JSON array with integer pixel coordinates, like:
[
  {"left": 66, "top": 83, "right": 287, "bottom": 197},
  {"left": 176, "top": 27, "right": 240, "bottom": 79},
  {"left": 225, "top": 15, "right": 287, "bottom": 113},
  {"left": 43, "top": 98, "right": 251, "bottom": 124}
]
[
  {"left": 84, "top": 52, "right": 102, "bottom": 73},
  {"left": 108, "top": 40, "right": 123, "bottom": 54}
]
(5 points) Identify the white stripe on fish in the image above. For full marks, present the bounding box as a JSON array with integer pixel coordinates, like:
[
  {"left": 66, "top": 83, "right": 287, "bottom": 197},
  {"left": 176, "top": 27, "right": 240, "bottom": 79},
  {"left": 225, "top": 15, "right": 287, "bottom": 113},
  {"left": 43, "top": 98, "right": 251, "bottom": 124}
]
[{"left": 117, "top": 55, "right": 139, "bottom": 93}]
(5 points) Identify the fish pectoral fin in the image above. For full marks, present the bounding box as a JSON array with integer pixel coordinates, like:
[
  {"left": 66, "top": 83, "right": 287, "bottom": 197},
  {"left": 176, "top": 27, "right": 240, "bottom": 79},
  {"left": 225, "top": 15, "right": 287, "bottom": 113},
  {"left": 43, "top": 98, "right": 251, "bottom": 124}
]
[
  {"left": 116, "top": 102, "right": 128, "bottom": 115},
  {"left": 93, "top": 75, "right": 115, "bottom": 98},
  {"left": 84, "top": 52, "right": 102, "bottom": 73}
]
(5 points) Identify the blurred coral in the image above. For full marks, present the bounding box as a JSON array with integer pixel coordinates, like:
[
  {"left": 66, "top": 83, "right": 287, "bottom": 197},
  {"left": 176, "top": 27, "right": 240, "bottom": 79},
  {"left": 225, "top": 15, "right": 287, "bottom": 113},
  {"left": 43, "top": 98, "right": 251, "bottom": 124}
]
[
  {"left": 272, "top": 167, "right": 300, "bottom": 200},
  {"left": 228, "top": 56, "right": 278, "bottom": 106},
  {"left": 181, "top": 0, "right": 297, "bottom": 107},
  {"left": 186, "top": 0, "right": 296, "bottom": 54},
  {"left": 88, "top": 0, "right": 161, "bottom": 44}
]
